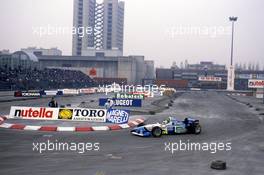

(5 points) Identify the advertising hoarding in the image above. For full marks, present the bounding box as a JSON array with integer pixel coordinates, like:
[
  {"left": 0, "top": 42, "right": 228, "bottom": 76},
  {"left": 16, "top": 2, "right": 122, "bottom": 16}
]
[
  {"left": 248, "top": 79, "right": 264, "bottom": 89},
  {"left": 198, "top": 76, "right": 222, "bottom": 82},
  {"left": 99, "top": 98, "right": 142, "bottom": 107}
]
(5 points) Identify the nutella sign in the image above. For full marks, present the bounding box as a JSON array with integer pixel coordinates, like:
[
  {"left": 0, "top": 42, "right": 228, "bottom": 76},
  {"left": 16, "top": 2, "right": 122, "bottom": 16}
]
[
  {"left": 9, "top": 106, "right": 58, "bottom": 120},
  {"left": 248, "top": 79, "right": 264, "bottom": 89}
]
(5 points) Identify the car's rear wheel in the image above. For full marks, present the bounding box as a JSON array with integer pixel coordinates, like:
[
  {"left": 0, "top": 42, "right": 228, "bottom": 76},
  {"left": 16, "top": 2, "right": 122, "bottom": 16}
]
[
  {"left": 194, "top": 124, "right": 201, "bottom": 134},
  {"left": 152, "top": 127, "right": 162, "bottom": 137}
]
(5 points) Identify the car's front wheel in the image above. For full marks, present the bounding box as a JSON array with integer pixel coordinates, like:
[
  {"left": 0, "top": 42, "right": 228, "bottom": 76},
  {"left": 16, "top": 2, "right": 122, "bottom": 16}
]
[{"left": 152, "top": 127, "right": 162, "bottom": 137}]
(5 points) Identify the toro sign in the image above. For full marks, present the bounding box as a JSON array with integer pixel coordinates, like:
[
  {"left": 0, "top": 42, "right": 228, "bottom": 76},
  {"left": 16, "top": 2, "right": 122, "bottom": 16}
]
[
  {"left": 248, "top": 79, "right": 264, "bottom": 89},
  {"left": 58, "top": 108, "right": 107, "bottom": 122}
]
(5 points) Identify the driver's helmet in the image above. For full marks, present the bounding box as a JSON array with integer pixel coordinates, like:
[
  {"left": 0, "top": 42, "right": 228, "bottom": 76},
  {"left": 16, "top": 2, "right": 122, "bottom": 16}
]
[{"left": 162, "top": 117, "right": 172, "bottom": 125}]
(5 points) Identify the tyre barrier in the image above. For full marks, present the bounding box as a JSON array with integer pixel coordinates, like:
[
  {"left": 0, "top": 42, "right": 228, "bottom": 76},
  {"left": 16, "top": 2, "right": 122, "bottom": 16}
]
[
  {"left": 149, "top": 111, "right": 156, "bottom": 115},
  {"left": 210, "top": 160, "right": 226, "bottom": 170},
  {"left": 227, "top": 94, "right": 264, "bottom": 116}
]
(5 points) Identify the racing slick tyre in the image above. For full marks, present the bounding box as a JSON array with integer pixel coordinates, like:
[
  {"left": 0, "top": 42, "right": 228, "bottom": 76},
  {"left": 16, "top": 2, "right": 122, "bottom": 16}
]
[
  {"left": 210, "top": 160, "right": 226, "bottom": 170},
  {"left": 151, "top": 127, "right": 162, "bottom": 137},
  {"left": 194, "top": 124, "right": 202, "bottom": 134}
]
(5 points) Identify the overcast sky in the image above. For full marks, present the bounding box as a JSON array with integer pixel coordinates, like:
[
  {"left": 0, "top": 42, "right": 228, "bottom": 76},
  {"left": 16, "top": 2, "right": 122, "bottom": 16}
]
[{"left": 0, "top": 0, "right": 263, "bottom": 68}]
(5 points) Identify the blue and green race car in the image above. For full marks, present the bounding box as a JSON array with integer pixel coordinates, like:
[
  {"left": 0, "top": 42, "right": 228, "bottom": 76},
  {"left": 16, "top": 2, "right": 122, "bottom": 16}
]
[{"left": 131, "top": 117, "right": 201, "bottom": 137}]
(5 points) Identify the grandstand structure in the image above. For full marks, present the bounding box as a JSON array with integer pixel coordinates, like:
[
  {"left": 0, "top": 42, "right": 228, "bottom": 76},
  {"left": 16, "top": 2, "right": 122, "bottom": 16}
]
[
  {"left": 0, "top": 50, "right": 155, "bottom": 90},
  {"left": 0, "top": 67, "right": 96, "bottom": 91}
]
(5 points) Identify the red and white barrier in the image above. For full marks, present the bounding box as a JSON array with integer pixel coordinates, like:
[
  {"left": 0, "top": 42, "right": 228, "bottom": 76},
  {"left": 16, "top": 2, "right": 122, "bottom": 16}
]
[{"left": 0, "top": 115, "right": 144, "bottom": 132}]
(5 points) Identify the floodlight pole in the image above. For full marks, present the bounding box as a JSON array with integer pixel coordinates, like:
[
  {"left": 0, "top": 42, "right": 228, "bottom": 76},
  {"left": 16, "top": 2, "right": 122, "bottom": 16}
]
[{"left": 227, "top": 16, "right": 238, "bottom": 91}]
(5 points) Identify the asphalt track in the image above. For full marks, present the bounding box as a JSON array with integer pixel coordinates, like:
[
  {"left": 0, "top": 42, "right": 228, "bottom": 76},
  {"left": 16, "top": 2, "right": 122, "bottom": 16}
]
[{"left": 0, "top": 91, "right": 264, "bottom": 175}]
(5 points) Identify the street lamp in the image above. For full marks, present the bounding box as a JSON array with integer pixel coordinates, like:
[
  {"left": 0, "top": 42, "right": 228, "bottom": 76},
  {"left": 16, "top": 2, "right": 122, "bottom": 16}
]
[{"left": 227, "top": 16, "right": 238, "bottom": 91}]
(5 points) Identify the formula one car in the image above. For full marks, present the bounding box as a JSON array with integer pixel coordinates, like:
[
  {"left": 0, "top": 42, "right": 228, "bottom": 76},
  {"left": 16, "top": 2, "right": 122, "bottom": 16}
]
[{"left": 131, "top": 117, "right": 201, "bottom": 137}]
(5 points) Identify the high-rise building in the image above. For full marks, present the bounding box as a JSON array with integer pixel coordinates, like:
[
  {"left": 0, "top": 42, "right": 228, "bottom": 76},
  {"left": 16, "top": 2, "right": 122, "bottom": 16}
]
[{"left": 72, "top": 0, "right": 124, "bottom": 56}]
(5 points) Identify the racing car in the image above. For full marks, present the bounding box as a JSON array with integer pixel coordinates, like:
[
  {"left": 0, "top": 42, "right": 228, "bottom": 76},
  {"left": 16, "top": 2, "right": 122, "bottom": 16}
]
[{"left": 131, "top": 117, "right": 201, "bottom": 137}]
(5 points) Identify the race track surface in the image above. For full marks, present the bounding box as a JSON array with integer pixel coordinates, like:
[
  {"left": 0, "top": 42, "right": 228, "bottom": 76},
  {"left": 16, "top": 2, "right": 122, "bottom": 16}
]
[{"left": 0, "top": 91, "right": 263, "bottom": 175}]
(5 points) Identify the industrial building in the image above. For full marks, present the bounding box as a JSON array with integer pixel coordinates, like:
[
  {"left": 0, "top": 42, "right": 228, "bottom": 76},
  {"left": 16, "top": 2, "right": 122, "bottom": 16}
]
[{"left": 156, "top": 61, "right": 264, "bottom": 90}]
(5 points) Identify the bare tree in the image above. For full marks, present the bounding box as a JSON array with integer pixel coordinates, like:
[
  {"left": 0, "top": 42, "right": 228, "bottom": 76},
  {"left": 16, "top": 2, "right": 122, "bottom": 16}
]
[
  {"left": 180, "top": 61, "right": 184, "bottom": 69},
  {"left": 184, "top": 60, "right": 188, "bottom": 69},
  {"left": 248, "top": 62, "right": 252, "bottom": 70},
  {"left": 252, "top": 62, "right": 255, "bottom": 71},
  {"left": 239, "top": 62, "right": 242, "bottom": 70},
  {"left": 235, "top": 63, "right": 239, "bottom": 70},
  {"left": 243, "top": 63, "right": 247, "bottom": 70},
  {"left": 256, "top": 62, "right": 260, "bottom": 71},
  {"left": 171, "top": 61, "right": 178, "bottom": 69}
]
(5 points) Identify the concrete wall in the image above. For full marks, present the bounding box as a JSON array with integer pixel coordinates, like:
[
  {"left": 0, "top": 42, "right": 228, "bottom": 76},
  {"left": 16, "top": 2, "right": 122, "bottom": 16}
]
[
  {"left": 117, "top": 57, "right": 136, "bottom": 84},
  {"left": 39, "top": 57, "right": 118, "bottom": 78},
  {"left": 145, "top": 60, "right": 155, "bottom": 79},
  {"left": 156, "top": 68, "right": 174, "bottom": 79}
]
